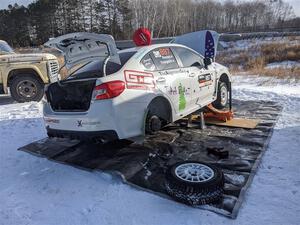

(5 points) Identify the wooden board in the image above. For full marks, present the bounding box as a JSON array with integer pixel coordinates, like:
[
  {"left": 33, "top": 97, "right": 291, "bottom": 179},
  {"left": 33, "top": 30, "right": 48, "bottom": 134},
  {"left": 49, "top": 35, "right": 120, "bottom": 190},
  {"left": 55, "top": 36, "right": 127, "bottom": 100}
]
[{"left": 204, "top": 118, "right": 260, "bottom": 129}]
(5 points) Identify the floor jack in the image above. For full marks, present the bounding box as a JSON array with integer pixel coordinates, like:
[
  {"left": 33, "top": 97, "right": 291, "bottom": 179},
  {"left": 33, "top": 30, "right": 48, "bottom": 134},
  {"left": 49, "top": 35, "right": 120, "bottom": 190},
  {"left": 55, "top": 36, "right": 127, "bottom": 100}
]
[{"left": 185, "top": 86, "right": 260, "bottom": 129}]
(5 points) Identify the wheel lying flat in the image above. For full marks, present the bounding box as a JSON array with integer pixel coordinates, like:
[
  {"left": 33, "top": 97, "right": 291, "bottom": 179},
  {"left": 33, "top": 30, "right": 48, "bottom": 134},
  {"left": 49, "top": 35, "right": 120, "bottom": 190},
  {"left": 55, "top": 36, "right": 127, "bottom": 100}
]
[
  {"left": 165, "top": 161, "right": 224, "bottom": 205},
  {"left": 175, "top": 163, "right": 214, "bottom": 183}
]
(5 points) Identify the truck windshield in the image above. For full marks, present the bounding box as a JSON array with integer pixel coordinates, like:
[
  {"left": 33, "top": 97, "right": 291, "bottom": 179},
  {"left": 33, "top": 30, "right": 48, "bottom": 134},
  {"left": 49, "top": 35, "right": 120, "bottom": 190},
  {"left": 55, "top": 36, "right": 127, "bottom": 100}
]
[
  {"left": 0, "top": 41, "right": 14, "bottom": 53},
  {"left": 69, "top": 51, "right": 137, "bottom": 79}
]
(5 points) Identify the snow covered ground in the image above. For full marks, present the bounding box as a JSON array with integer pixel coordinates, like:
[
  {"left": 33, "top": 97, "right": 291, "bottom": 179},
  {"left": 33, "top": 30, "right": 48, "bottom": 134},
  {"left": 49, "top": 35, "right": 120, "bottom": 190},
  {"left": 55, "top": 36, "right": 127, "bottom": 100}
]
[
  {"left": 265, "top": 60, "right": 300, "bottom": 69},
  {"left": 0, "top": 76, "right": 299, "bottom": 225},
  {"left": 220, "top": 36, "right": 300, "bottom": 52}
]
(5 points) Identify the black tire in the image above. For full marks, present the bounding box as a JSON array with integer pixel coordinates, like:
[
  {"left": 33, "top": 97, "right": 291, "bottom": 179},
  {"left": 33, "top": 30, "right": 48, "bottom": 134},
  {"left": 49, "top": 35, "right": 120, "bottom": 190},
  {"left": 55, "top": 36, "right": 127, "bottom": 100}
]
[
  {"left": 165, "top": 161, "right": 224, "bottom": 205},
  {"left": 145, "top": 113, "right": 162, "bottom": 134},
  {"left": 212, "top": 82, "right": 229, "bottom": 110},
  {"left": 10, "top": 75, "right": 44, "bottom": 103}
]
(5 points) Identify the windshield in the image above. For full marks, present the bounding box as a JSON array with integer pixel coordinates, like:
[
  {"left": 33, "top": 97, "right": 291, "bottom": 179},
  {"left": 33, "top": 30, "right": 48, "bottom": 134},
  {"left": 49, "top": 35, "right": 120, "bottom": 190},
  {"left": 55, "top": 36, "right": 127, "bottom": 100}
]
[
  {"left": 0, "top": 41, "right": 14, "bottom": 53},
  {"left": 70, "top": 51, "right": 136, "bottom": 79}
]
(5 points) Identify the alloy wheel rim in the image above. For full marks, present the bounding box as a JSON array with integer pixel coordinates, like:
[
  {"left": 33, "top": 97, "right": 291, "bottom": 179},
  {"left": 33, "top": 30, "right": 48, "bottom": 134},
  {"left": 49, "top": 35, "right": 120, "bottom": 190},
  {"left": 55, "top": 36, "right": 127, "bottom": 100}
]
[
  {"left": 175, "top": 163, "right": 214, "bottom": 183},
  {"left": 220, "top": 86, "right": 228, "bottom": 106}
]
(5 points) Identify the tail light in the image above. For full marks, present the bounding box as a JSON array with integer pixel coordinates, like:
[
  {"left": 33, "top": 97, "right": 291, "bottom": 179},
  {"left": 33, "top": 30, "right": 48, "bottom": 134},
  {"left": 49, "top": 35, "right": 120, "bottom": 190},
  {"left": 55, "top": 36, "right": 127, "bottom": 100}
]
[{"left": 93, "top": 80, "right": 125, "bottom": 100}]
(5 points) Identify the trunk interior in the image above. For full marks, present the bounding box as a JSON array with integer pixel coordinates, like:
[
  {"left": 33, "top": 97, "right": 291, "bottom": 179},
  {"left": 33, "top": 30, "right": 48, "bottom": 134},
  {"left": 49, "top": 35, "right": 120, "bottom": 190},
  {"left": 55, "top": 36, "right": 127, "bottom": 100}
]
[{"left": 46, "top": 79, "right": 96, "bottom": 112}]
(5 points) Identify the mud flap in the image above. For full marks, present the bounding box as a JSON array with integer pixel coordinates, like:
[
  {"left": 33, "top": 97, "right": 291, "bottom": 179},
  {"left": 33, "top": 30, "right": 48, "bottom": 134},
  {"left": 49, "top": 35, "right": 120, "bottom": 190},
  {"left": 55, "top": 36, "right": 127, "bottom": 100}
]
[{"left": 18, "top": 100, "right": 282, "bottom": 218}]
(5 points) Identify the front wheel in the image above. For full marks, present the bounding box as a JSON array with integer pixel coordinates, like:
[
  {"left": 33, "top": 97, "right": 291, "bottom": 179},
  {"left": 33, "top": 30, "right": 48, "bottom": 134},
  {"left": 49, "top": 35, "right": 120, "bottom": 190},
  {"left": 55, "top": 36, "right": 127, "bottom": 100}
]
[
  {"left": 212, "top": 82, "right": 229, "bottom": 110},
  {"left": 10, "top": 75, "right": 44, "bottom": 103}
]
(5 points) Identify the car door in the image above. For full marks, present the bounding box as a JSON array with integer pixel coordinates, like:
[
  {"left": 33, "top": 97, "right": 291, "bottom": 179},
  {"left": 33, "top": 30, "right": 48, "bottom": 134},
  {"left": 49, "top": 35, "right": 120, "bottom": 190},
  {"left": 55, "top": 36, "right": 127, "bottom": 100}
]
[
  {"left": 172, "top": 46, "right": 216, "bottom": 108},
  {"left": 140, "top": 47, "right": 192, "bottom": 115}
]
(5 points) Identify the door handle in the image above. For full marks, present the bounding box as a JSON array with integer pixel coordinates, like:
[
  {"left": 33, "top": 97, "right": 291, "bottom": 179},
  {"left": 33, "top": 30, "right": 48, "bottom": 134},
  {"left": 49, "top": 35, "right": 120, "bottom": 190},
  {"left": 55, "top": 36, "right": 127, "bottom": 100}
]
[
  {"left": 189, "top": 73, "right": 196, "bottom": 77},
  {"left": 156, "top": 77, "right": 166, "bottom": 83}
]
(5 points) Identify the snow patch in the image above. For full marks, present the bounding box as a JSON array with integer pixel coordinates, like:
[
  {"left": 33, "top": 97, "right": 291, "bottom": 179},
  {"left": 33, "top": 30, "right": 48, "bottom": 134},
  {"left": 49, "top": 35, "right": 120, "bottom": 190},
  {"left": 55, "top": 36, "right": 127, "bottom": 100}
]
[
  {"left": 0, "top": 76, "right": 300, "bottom": 225},
  {"left": 265, "top": 61, "right": 300, "bottom": 69}
]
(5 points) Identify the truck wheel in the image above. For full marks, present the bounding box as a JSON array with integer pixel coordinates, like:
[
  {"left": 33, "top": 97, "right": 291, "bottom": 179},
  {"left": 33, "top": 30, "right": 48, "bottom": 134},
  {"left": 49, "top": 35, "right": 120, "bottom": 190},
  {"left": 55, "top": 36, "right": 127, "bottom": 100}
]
[
  {"left": 10, "top": 75, "right": 44, "bottom": 103},
  {"left": 212, "top": 82, "right": 229, "bottom": 109},
  {"left": 165, "top": 161, "right": 224, "bottom": 205}
]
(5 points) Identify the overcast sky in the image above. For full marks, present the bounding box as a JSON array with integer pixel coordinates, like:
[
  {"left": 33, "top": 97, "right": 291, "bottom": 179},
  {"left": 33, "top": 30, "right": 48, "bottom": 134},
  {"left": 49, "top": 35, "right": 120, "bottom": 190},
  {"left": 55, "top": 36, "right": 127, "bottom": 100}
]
[{"left": 0, "top": 0, "right": 299, "bottom": 16}]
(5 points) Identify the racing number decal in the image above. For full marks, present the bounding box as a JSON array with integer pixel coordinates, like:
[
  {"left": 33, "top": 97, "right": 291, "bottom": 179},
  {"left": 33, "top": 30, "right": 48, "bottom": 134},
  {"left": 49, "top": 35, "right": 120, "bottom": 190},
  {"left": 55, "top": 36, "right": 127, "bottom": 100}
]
[
  {"left": 124, "top": 70, "right": 155, "bottom": 90},
  {"left": 158, "top": 48, "right": 170, "bottom": 56}
]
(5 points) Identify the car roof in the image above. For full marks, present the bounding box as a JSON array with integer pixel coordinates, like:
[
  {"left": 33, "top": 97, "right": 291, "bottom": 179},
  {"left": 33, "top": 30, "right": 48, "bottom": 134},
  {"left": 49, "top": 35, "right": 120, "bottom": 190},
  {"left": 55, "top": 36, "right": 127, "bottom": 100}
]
[{"left": 118, "top": 43, "right": 201, "bottom": 58}]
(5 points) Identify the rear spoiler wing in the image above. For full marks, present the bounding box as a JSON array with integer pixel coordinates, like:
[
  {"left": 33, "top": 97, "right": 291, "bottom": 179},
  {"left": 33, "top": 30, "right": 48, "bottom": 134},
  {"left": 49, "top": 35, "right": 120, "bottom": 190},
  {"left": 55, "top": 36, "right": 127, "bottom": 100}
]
[{"left": 44, "top": 32, "right": 120, "bottom": 70}]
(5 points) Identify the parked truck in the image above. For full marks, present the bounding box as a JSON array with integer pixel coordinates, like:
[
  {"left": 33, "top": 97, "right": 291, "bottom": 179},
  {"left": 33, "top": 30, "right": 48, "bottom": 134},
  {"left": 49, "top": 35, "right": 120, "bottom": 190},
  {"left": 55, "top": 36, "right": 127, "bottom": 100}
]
[{"left": 0, "top": 40, "right": 59, "bottom": 102}]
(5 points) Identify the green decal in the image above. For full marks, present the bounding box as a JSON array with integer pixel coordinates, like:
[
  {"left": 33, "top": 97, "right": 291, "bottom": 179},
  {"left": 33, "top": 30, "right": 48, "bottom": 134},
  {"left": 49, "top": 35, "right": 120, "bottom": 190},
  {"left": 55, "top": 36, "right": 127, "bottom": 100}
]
[{"left": 178, "top": 83, "right": 186, "bottom": 111}]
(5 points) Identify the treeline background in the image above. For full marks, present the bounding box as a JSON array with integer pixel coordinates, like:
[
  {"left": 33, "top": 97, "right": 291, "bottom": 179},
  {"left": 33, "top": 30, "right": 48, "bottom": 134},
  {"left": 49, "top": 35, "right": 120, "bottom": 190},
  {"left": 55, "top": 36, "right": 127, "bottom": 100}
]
[{"left": 0, "top": 0, "right": 299, "bottom": 47}]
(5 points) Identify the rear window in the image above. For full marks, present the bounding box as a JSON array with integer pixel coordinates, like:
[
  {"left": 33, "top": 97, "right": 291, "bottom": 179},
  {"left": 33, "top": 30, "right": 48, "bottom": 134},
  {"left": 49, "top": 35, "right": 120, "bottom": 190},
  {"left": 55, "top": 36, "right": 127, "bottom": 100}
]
[{"left": 70, "top": 51, "right": 136, "bottom": 79}]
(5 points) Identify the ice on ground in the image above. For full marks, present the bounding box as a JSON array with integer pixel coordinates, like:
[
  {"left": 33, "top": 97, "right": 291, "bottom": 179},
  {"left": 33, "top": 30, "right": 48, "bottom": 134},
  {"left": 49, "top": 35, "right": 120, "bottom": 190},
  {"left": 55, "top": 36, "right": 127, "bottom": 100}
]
[{"left": 0, "top": 76, "right": 300, "bottom": 225}]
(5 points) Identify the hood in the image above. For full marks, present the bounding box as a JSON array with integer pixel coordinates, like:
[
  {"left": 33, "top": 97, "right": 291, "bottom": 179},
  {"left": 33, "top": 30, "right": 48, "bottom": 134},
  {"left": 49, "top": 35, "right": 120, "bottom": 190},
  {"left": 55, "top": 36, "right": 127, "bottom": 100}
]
[
  {"left": 0, "top": 53, "right": 57, "bottom": 63},
  {"left": 173, "top": 30, "right": 219, "bottom": 59}
]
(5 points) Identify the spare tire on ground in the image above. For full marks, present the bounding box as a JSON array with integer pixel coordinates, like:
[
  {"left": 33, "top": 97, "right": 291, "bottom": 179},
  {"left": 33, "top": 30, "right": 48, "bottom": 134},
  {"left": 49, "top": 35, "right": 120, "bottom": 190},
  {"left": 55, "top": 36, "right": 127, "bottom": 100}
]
[{"left": 165, "top": 161, "right": 224, "bottom": 205}]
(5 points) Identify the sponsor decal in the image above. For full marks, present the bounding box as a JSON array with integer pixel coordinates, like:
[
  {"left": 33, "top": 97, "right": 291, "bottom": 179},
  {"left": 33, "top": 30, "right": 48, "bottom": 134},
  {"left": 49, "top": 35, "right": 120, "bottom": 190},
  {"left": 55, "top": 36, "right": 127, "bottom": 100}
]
[
  {"left": 198, "top": 73, "right": 213, "bottom": 87},
  {"left": 152, "top": 50, "right": 161, "bottom": 58},
  {"left": 77, "top": 120, "right": 83, "bottom": 127},
  {"left": 77, "top": 120, "right": 101, "bottom": 127},
  {"left": 164, "top": 85, "right": 190, "bottom": 96},
  {"left": 141, "top": 56, "right": 155, "bottom": 71},
  {"left": 178, "top": 83, "right": 186, "bottom": 111},
  {"left": 159, "top": 48, "right": 171, "bottom": 56},
  {"left": 44, "top": 118, "right": 60, "bottom": 124},
  {"left": 167, "top": 86, "right": 178, "bottom": 95},
  {"left": 124, "top": 70, "right": 155, "bottom": 90}
]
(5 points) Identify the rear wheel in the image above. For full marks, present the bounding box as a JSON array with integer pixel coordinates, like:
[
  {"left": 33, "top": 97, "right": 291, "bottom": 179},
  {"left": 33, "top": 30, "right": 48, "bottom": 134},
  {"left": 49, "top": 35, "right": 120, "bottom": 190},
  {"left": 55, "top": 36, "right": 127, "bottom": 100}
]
[
  {"left": 212, "top": 82, "right": 229, "bottom": 110},
  {"left": 145, "top": 98, "right": 172, "bottom": 134},
  {"left": 10, "top": 75, "right": 44, "bottom": 103},
  {"left": 145, "top": 113, "right": 162, "bottom": 134}
]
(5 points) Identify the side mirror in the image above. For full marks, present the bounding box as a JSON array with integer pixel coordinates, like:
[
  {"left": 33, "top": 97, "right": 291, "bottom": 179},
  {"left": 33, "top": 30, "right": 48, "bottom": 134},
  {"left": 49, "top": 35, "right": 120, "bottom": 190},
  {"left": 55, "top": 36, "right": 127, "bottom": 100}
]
[{"left": 204, "top": 57, "right": 212, "bottom": 68}]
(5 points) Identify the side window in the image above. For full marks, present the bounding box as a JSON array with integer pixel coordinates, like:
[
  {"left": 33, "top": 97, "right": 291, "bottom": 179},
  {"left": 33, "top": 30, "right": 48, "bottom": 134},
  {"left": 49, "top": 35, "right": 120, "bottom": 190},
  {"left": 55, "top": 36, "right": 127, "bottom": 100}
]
[
  {"left": 141, "top": 53, "right": 156, "bottom": 71},
  {"left": 173, "top": 47, "right": 204, "bottom": 68},
  {"left": 150, "top": 48, "right": 179, "bottom": 70}
]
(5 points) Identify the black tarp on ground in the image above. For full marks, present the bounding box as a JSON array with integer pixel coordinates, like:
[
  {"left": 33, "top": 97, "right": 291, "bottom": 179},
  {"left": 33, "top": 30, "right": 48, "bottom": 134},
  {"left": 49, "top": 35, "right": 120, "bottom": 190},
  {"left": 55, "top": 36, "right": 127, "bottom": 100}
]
[{"left": 19, "top": 100, "right": 282, "bottom": 218}]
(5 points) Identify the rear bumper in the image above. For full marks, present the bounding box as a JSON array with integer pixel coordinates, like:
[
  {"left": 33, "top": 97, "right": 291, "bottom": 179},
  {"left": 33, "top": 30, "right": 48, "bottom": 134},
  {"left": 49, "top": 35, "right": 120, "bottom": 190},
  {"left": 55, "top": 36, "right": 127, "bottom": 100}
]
[
  {"left": 43, "top": 94, "right": 148, "bottom": 139},
  {"left": 46, "top": 127, "right": 119, "bottom": 142}
]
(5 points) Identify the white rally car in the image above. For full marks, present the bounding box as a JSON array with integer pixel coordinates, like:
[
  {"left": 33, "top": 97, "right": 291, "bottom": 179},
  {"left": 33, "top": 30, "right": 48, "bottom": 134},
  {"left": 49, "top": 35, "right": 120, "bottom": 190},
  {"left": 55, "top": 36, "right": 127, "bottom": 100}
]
[{"left": 43, "top": 31, "right": 231, "bottom": 142}]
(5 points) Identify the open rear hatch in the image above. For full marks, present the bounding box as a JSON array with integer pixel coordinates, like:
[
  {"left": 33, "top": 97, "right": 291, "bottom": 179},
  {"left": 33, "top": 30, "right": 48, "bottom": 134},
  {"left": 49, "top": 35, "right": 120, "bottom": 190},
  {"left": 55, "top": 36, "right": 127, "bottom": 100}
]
[
  {"left": 44, "top": 32, "right": 120, "bottom": 70},
  {"left": 46, "top": 79, "right": 96, "bottom": 112},
  {"left": 44, "top": 32, "right": 122, "bottom": 112}
]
